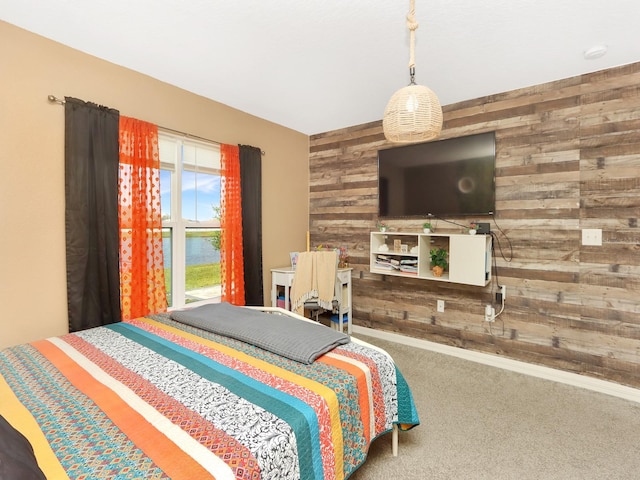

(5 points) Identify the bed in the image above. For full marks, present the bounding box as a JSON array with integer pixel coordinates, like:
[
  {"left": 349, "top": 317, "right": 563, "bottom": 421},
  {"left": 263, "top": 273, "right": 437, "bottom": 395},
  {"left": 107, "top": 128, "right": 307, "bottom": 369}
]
[{"left": 0, "top": 303, "right": 419, "bottom": 479}]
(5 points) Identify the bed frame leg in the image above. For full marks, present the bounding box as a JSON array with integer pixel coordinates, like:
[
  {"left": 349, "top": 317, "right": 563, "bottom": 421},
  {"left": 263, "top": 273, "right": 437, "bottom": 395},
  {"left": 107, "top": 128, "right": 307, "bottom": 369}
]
[{"left": 392, "top": 424, "right": 398, "bottom": 457}]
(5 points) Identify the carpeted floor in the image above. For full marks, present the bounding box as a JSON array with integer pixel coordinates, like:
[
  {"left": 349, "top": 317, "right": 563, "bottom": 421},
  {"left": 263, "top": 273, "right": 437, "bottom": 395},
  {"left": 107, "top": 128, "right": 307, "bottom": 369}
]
[{"left": 349, "top": 333, "right": 640, "bottom": 480}]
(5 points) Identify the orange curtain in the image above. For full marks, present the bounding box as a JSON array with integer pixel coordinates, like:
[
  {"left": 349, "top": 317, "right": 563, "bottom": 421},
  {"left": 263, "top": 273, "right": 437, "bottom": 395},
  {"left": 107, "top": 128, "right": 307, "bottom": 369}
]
[
  {"left": 220, "top": 143, "right": 245, "bottom": 305},
  {"left": 118, "top": 116, "right": 167, "bottom": 320}
]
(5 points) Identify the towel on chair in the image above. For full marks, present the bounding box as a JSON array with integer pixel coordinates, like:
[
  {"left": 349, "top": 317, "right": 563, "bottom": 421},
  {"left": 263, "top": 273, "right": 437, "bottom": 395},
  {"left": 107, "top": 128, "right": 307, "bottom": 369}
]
[{"left": 290, "top": 251, "right": 337, "bottom": 316}]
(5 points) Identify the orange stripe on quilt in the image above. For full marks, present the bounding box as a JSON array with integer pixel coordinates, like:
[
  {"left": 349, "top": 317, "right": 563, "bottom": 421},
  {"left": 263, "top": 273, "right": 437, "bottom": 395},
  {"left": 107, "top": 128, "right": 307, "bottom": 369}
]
[
  {"left": 317, "top": 354, "right": 372, "bottom": 445},
  {"left": 330, "top": 343, "right": 389, "bottom": 437},
  {"left": 132, "top": 316, "right": 345, "bottom": 480},
  {"left": 0, "top": 374, "right": 69, "bottom": 480},
  {"left": 32, "top": 339, "right": 222, "bottom": 480},
  {"left": 325, "top": 352, "right": 376, "bottom": 440}
]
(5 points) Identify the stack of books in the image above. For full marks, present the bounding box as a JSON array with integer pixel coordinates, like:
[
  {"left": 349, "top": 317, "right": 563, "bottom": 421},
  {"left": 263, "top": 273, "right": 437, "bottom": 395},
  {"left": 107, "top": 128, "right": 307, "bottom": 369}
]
[
  {"left": 375, "top": 254, "right": 400, "bottom": 270},
  {"left": 399, "top": 258, "right": 418, "bottom": 274},
  {"left": 375, "top": 255, "right": 418, "bottom": 274}
]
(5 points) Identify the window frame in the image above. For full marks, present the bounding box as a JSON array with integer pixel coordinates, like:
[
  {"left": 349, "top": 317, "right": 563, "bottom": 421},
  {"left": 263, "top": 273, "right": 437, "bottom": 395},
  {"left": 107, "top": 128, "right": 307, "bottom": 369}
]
[{"left": 159, "top": 131, "right": 222, "bottom": 310}]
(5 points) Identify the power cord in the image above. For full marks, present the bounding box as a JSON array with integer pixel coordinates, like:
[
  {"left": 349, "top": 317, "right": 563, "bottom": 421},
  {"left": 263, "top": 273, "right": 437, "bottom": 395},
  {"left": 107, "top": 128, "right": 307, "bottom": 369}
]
[
  {"left": 487, "top": 215, "right": 512, "bottom": 334},
  {"left": 426, "top": 213, "right": 472, "bottom": 231},
  {"left": 425, "top": 213, "right": 513, "bottom": 334}
]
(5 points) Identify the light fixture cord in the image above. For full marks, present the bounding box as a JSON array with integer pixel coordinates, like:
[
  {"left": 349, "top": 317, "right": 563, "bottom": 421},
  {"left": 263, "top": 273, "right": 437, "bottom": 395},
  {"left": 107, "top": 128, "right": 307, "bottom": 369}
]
[{"left": 407, "top": 0, "right": 419, "bottom": 83}]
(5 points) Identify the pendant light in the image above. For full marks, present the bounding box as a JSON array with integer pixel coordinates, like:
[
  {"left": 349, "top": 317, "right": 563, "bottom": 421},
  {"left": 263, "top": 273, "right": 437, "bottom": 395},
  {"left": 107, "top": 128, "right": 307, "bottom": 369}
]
[{"left": 383, "top": 0, "right": 443, "bottom": 143}]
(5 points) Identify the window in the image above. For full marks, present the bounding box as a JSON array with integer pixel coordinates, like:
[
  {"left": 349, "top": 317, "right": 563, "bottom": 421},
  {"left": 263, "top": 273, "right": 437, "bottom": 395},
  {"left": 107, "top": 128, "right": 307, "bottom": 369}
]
[{"left": 159, "top": 133, "right": 222, "bottom": 309}]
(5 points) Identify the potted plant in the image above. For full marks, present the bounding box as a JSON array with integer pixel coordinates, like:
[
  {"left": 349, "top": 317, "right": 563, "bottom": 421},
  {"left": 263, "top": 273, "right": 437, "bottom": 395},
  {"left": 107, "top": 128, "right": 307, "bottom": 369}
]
[
  {"left": 376, "top": 221, "right": 388, "bottom": 232},
  {"left": 468, "top": 222, "right": 479, "bottom": 235},
  {"left": 422, "top": 222, "right": 433, "bottom": 233},
  {"left": 430, "top": 248, "right": 448, "bottom": 277}
]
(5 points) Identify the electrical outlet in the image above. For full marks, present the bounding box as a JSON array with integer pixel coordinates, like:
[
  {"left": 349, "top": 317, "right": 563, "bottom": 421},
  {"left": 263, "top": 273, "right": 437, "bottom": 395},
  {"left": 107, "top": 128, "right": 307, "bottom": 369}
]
[
  {"left": 437, "top": 299, "right": 445, "bottom": 313},
  {"left": 484, "top": 304, "right": 495, "bottom": 322},
  {"left": 582, "top": 228, "right": 602, "bottom": 246},
  {"left": 496, "top": 285, "right": 507, "bottom": 304}
]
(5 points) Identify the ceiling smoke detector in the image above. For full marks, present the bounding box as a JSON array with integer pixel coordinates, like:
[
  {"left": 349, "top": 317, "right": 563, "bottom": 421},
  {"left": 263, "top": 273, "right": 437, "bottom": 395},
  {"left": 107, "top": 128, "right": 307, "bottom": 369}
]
[{"left": 583, "top": 45, "right": 608, "bottom": 60}]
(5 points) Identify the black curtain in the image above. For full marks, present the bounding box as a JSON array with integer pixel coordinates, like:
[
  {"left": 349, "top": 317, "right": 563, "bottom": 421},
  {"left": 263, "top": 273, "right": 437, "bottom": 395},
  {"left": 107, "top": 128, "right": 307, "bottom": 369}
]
[
  {"left": 65, "top": 97, "right": 121, "bottom": 332},
  {"left": 239, "top": 145, "right": 263, "bottom": 305}
]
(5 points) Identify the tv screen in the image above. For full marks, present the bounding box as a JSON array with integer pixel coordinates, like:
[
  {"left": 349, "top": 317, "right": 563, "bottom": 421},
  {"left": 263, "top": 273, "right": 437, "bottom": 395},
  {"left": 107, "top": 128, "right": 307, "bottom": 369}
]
[{"left": 378, "top": 131, "right": 496, "bottom": 218}]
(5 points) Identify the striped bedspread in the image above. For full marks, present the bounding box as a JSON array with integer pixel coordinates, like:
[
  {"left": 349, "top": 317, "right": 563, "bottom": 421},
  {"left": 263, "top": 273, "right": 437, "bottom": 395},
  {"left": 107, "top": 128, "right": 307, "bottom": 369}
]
[{"left": 0, "top": 311, "right": 419, "bottom": 480}]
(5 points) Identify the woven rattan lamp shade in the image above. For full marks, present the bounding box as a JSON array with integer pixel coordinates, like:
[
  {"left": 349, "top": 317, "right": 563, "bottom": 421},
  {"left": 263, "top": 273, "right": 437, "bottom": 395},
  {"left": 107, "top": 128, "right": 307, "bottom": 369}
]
[
  {"left": 383, "top": 0, "right": 442, "bottom": 143},
  {"left": 383, "top": 84, "right": 443, "bottom": 143}
]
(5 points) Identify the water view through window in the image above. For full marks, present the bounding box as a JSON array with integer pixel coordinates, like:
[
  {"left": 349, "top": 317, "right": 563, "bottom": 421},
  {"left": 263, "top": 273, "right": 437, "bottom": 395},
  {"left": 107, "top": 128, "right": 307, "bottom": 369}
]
[{"left": 163, "top": 228, "right": 221, "bottom": 306}]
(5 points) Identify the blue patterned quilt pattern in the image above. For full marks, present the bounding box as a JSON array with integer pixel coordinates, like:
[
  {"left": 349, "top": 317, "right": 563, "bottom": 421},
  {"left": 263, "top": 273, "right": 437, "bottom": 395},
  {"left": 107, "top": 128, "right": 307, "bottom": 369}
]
[{"left": 0, "top": 311, "right": 419, "bottom": 479}]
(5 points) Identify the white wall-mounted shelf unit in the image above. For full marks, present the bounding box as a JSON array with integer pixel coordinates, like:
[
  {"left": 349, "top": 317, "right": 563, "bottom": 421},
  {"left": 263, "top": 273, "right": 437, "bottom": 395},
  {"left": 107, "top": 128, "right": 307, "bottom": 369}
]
[{"left": 370, "top": 231, "right": 492, "bottom": 287}]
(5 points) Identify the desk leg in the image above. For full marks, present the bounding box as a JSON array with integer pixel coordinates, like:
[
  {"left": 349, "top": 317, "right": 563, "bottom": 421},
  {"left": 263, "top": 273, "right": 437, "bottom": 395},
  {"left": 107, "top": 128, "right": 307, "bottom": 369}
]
[
  {"left": 336, "top": 274, "right": 352, "bottom": 334},
  {"left": 346, "top": 275, "right": 352, "bottom": 335},
  {"left": 271, "top": 277, "right": 277, "bottom": 307},
  {"left": 284, "top": 284, "right": 290, "bottom": 311}
]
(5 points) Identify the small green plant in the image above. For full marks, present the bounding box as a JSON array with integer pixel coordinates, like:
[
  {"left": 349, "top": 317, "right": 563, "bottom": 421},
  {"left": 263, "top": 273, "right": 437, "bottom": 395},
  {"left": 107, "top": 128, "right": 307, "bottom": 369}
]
[
  {"left": 430, "top": 248, "right": 448, "bottom": 269},
  {"left": 376, "top": 221, "right": 388, "bottom": 231},
  {"left": 422, "top": 222, "right": 432, "bottom": 230},
  {"left": 468, "top": 222, "right": 479, "bottom": 231}
]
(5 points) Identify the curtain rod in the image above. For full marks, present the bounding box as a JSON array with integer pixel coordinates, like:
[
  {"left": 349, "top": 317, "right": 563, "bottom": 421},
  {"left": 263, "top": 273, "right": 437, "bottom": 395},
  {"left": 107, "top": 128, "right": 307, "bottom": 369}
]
[{"left": 47, "top": 95, "right": 265, "bottom": 155}]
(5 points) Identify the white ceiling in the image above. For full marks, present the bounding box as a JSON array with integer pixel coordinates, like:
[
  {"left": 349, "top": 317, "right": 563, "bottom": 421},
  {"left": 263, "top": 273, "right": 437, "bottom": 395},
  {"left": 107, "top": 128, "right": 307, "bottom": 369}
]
[{"left": 3, "top": 0, "right": 640, "bottom": 135}]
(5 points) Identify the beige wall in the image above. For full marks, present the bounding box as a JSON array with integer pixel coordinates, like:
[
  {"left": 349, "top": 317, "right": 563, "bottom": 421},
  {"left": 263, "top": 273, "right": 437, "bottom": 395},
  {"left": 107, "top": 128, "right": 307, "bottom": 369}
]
[{"left": 0, "top": 20, "right": 309, "bottom": 348}]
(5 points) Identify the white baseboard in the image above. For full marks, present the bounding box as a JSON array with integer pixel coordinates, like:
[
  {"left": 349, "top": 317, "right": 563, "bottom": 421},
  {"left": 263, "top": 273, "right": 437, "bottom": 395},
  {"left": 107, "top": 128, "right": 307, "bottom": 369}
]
[{"left": 352, "top": 325, "right": 640, "bottom": 405}]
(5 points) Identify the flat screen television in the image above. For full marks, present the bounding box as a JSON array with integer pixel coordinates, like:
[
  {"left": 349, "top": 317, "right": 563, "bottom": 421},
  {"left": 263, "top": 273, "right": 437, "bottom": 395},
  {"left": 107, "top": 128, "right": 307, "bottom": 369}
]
[{"left": 378, "top": 131, "right": 496, "bottom": 218}]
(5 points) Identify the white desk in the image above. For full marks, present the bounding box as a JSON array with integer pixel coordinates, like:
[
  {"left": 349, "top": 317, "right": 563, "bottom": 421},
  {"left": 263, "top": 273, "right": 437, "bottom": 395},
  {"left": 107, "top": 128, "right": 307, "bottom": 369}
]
[{"left": 271, "top": 267, "right": 353, "bottom": 334}]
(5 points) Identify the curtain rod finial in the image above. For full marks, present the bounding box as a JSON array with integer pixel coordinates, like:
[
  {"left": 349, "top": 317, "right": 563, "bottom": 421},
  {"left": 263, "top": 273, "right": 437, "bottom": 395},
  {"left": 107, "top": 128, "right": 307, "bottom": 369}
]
[{"left": 48, "top": 95, "right": 65, "bottom": 104}]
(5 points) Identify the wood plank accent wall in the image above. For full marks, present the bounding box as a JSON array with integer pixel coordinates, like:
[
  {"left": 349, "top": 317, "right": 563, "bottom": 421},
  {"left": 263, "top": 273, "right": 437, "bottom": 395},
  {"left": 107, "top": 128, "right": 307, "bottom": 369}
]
[{"left": 309, "top": 62, "right": 640, "bottom": 388}]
